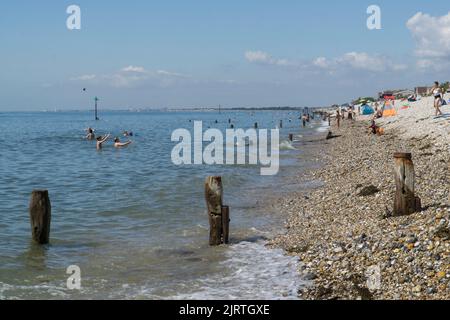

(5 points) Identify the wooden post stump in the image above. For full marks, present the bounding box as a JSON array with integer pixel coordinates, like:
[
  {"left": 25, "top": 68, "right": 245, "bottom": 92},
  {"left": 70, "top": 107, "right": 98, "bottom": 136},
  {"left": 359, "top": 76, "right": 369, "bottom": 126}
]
[
  {"left": 279, "top": 120, "right": 283, "bottom": 129},
  {"left": 205, "top": 177, "right": 223, "bottom": 246},
  {"left": 289, "top": 134, "right": 294, "bottom": 142},
  {"left": 221, "top": 206, "right": 230, "bottom": 244},
  {"left": 29, "top": 190, "right": 51, "bottom": 244},
  {"left": 254, "top": 122, "right": 258, "bottom": 129},
  {"left": 393, "top": 153, "right": 421, "bottom": 216},
  {"left": 205, "top": 177, "right": 231, "bottom": 246}
]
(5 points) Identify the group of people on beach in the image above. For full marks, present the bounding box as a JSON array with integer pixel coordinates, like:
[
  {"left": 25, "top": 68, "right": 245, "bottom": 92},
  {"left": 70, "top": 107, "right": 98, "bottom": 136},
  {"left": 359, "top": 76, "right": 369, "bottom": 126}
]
[
  {"left": 85, "top": 128, "right": 133, "bottom": 150},
  {"left": 335, "top": 105, "right": 357, "bottom": 128}
]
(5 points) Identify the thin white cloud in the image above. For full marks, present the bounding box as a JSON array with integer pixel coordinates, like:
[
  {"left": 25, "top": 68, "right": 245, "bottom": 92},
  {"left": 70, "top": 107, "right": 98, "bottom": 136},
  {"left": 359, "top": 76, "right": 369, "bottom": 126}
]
[
  {"left": 313, "top": 57, "right": 330, "bottom": 68},
  {"left": 121, "top": 65, "right": 147, "bottom": 73},
  {"left": 106, "top": 74, "right": 147, "bottom": 88},
  {"left": 245, "top": 50, "right": 297, "bottom": 67},
  {"left": 157, "top": 70, "right": 190, "bottom": 78},
  {"left": 406, "top": 12, "right": 450, "bottom": 69},
  {"left": 247, "top": 50, "right": 406, "bottom": 73},
  {"left": 70, "top": 74, "right": 97, "bottom": 81},
  {"left": 337, "top": 52, "right": 406, "bottom": 72},
  {"left": 70, "top": 67, "right": 194, "bottom": 88},
  {"left": 314, "top": 52, "right": 407, "bottom": 72}
]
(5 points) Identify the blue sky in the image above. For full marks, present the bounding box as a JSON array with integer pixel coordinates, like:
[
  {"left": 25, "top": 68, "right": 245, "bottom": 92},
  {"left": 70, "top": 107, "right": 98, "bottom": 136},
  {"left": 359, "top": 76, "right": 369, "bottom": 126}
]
[{"left": 1, "top": 0, "right": 450, "bottom": 110}]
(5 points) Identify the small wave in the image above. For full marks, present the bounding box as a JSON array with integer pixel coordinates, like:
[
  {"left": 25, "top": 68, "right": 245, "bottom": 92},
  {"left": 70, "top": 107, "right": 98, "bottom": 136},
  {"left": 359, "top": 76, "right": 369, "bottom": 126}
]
[
  {"left": 168, "top": 241, "right": 305, "bottom": 300},
  {"left": 315, "top": 122, "right": 330, "bottom": 133},
  {"left": 0, "top": 282, "right": 72, "bottom": 300},
  {"left": 279, "top": 141, "right": 296, "bottom": 150}
]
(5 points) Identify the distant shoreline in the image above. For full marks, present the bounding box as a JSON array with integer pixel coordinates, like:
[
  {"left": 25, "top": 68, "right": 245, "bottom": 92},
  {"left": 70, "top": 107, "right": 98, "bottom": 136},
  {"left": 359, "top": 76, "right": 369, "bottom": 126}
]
[{"left": 0, "top": 107, "right": 315, "bottom": 113}]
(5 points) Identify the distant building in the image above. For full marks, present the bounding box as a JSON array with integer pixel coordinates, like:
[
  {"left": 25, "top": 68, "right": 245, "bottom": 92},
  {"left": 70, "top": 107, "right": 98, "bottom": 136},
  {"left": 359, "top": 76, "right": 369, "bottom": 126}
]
[
  {"left": 415, "top": 86, "right": 430, "bottom": 96},
  {"left": 379, "top": 89, "right": 415, "bottom": 99}
]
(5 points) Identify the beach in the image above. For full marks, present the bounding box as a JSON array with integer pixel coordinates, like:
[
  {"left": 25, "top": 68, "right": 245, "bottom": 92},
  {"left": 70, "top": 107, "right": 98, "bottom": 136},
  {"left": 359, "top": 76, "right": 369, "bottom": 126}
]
[{"left": 271, "top": 96, "right": 450, "bottom": 300}]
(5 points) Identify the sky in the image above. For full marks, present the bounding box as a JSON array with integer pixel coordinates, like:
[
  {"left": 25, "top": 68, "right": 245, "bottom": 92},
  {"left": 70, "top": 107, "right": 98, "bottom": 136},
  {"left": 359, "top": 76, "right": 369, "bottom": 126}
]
[{"left": 1, "top": 0, "right": 450, "bottom": 111}]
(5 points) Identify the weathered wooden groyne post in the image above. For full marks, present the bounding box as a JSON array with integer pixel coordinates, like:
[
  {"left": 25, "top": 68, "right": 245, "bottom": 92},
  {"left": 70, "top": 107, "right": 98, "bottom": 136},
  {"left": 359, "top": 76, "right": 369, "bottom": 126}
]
[
  {"left": 221, "top": 205, "right": 230, "bottom": 245},
  {"left": 393, "top": 153, "right": 421, "bottom": 216},
  {"left": 205, "top": 177, "right": 230, "bottom": 246},
  {"left": 279, "top": 120, "right": 283, "bottom": 129},
  {"left": 289, "top": 134, "right": 294, "bottom": 142},
  {"left": 29, "top": 190, "right": 51, "bottom": 244}
]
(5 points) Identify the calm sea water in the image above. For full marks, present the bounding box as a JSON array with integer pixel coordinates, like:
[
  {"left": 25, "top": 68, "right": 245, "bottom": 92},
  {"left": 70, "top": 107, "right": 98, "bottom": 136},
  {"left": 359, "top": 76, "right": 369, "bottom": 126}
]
[{"left": 0, "top": 110, "right": 326, "bottom": 300}]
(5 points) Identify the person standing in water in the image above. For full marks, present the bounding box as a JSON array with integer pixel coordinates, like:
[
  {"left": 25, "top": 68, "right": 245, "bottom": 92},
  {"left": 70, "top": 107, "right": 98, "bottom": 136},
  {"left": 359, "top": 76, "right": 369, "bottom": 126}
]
[
  {"left": 114, "top": 137, "right": 132, "bottom": 148},
  {"left": 86, "top": 128, "right": 96, "bottom": 140},
  {"left": 430, "top": 81, "right": 443, "bottom": 117},
  {"left": 96, "top": 134, "right": 110, "bottom": 150},
  {"left": 301, "top": 114, "right": 307, "bottom": 127}
]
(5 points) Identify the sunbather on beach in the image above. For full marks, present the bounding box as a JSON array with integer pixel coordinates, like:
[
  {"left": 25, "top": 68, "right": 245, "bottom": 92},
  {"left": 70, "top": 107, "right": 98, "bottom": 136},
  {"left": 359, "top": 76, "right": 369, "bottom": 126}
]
[
  {"left": 430, "top": 81, "right": 443, "bottom": 117},
  {"left": 368, "top": 120, "right": 384, "bottom": 136},
  {"left": 96, "top": 134, "right": 110, "bottom": 150},
  {"left": 369, "top": 120, "right": 378, "bottom": 135},
  {"left": 114, "top": 137, "right": 132, "bottom": 148},
  {"left": 374, "top": 108, "right": 383, "bottom": 119}
]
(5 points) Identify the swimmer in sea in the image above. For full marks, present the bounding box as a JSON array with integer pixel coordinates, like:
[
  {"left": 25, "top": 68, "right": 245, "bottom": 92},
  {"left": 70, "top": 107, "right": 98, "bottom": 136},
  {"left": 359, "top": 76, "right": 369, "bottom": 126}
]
[
  {"left": 86, "top": 128, "right": 96, "bottom": 140},
  {"left": 114, "top": 137, "right": 132, "bottom": 148},
  {"left": 96, "top": 134, "right": 110, "bottom": 150}
]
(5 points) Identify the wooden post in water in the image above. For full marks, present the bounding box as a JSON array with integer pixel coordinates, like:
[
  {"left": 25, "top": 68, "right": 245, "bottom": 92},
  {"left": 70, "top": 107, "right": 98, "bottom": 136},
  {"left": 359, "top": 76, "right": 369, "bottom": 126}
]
[
  {"left": 393, "top": 153, "right": 421, "bottom": 216},
  {"left": 254, "top": 122, "right": 258, "bottom": 129},
  {"left": 289, "top": 134, "right": 294, "bottom": 142},
  {"left": 279, "top": 120, "right": 283, "bottom": 128},
  {"left": 94, "top": 96, "right": 99, "bottom": 121},
  {"left": 221, "top": 205, "right": 230, "bottom": 244},
  {"left": 29, "top": 190, "right": 51, "bottom": 244},
  {"left": 205, "top": 177, "right": 223, "bottom": 246}
]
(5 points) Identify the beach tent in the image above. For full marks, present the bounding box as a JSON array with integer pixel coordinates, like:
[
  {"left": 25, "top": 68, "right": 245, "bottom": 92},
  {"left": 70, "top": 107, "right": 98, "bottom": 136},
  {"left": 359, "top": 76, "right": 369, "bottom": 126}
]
[
  {"left": 361, "top": 104, "right": 375, "bottom": 115},
  {"left": 382, "top": 100, "right": 397, "bottom": 117}
]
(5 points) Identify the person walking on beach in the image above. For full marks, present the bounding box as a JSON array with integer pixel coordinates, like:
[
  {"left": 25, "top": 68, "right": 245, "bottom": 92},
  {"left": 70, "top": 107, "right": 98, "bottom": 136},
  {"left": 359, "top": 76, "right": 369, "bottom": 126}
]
[
  {"left": 336, "top": 109, "right": 341, "bottom": 128},
  {"left": 348, "top": 106, "right": 354, "bottom": 121},
  {"left": 114, "top": 137, "right": 132, "bottom": 148},
  {"left": 430, "top": 81, "right": 443, "bottom": 117},
  {"left": 96, "top": 134, "right": 110, "bottom": 150}
]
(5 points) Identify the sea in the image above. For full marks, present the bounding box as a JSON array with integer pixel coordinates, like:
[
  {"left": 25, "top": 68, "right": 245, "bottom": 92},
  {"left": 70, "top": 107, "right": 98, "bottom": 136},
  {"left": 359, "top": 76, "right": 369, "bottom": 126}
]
[{"left": 0, "top": 110, "right": 327, "bottom": 300}]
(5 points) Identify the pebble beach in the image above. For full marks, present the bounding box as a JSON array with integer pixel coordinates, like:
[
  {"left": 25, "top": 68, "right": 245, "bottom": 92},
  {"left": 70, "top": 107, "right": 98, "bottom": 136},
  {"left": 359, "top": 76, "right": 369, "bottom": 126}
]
[{"left": 271, "top": 95, "right": 450, "bottom": 300}]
